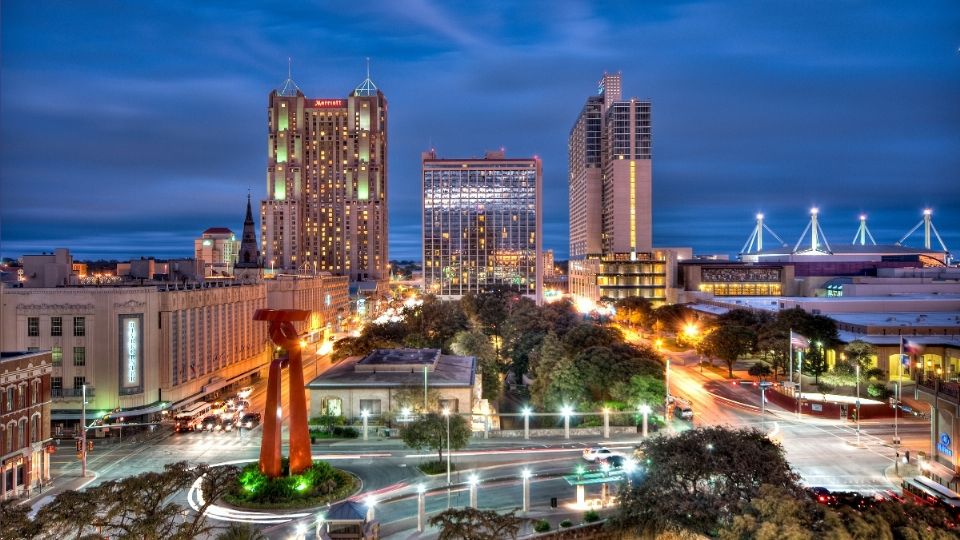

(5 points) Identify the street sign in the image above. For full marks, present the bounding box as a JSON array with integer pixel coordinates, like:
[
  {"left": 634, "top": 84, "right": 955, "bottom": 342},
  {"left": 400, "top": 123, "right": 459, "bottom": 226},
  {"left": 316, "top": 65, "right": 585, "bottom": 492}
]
[{"left": 759, "top": 381, "right": 773, "bottom": 388}]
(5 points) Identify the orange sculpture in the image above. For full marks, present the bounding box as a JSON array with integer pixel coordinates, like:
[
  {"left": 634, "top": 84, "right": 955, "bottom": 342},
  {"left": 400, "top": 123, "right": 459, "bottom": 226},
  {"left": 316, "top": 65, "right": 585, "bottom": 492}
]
[{"left": 253, "top": 309, "right": 313, "bottom": 477}]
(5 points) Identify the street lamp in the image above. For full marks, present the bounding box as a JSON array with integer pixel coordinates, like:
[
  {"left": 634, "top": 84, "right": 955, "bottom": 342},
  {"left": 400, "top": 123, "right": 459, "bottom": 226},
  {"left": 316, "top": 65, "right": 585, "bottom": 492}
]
[
  {"left": 468, "top": 474, "right": 479, "bottom": 508},
  {"left": 416, "top": 484, "right": 426, "bottom": 532},
  {"left": 522, "top": 407, "right": 531, "bottom": 440},
  {"left": 561, "top": 406, "right": 573, "bottom": 439},
  {"left": 638, "top": 404, "right": 652, "bottom": 438},
  {"left": 365, "top": 495, "right": 376, "bottom": 522},
  {"left": 442, "top": 408, "right": 451, "bottom": 485},
  {"left": 361, "top": 410, "right": 370, "bottom": 441},
  {"left": 602, "top": 407, "right": 610, "bottom": 439},
  {"left": 521, "top": 469, "right": 531, "bottom": 512},
  {"left": 855, "top": 364, "right": 861, "bottom": 447}
]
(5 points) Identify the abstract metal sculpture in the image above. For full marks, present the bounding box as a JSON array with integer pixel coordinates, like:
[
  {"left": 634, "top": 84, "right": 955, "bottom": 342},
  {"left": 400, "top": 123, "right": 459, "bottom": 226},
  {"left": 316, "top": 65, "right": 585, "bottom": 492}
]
[{"left": 253, "top": 308, "right": 313, "bottom": 477}]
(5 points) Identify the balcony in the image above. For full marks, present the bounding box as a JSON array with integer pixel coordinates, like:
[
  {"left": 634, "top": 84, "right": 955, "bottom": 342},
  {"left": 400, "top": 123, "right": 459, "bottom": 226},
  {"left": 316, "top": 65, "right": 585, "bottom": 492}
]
[{"left": 52, "top": 387, "right": 95, "bottom": 399}]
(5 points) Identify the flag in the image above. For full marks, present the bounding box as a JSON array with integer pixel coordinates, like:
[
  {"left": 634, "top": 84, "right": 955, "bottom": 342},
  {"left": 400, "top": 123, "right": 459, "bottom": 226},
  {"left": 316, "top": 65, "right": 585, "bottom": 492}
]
[
  {"left": 790, "top": 331, "right": 810, "bottom": 349},
  {"left": 902, "top": 337, "right": 925, "bottom": 356}
]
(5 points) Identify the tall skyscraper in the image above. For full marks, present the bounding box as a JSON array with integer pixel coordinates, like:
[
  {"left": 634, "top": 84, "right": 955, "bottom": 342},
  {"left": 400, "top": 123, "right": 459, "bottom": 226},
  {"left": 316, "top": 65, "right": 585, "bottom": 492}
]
[
  {"left": 261, "top": 69, "right": 388, "bottom": 283},
  {"left": 569, "top": 72, "right": 652, "bottom": 259},
  {"left": 569, "top": 73, "right": 663, "bottom": 302},
  {"left": 422, "top": 150, "right": 542, "bottom": 303}
]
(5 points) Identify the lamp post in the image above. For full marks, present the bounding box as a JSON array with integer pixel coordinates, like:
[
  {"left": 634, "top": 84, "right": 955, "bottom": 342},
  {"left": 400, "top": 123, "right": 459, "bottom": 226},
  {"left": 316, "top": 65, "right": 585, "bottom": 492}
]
[
  {"left": 81, "top": 384, "right": 87, "bottom": 478},
  {"left": 315, "top": 512, "right": 325, "bottom": 539},
  {"left": 855, "top": 363, "right": 861, "bottom": 447},
  {"left": 365, "top": 495, "right": 376, "bottom": 522},
  {"left": 603, "top": 407, "right": 610, "bottom": 439},
  {"left": 665, "top": 359, "right": 671, "bottom": 420},
  {"left": 361, "top": 410, "right": 369, "bottom": 441},
  {"left": 521, "top": 469, "right": 531, "bottom": 512},
  {"left": 561, "top": 406, "right": 573, "bottom": 440},
  {"left": 522, "top": 407, "right": 531, "bottom": 440},
  {"left": 468, "top": 474, "right": 479, "bottom": 508},
  {"left": 639, "top": 404, "right": 651, "bottom": 438},
  {"left": 416, "top": 484, "right": 426, "bottom": 532},
  {"left": 443, "top": 408, "right": 451, "bottom": 485}
]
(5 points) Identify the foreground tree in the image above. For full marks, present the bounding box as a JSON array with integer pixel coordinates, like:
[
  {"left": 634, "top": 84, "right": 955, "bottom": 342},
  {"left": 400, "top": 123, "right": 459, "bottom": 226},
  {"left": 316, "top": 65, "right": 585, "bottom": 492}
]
[
  {"left": 698, "top": 324, "right": 755, "bottom": 377},
  {"left": 430, "top": 508, "right": 527, "bottom": 540},
  {"left": 615, "top": 427, "right": 801, "bottom": 536},
  {"left": 0, "top": 499, "right": 39, "bottom": 540},
  {"left": 451, "top": 330, "right": 501, "bottom": 400},
  {"left": 215, "top": 522, "right": 268, "bottom": 540},
  {"left": 401, "top": 412, "right": 471, "bottom": 464}
]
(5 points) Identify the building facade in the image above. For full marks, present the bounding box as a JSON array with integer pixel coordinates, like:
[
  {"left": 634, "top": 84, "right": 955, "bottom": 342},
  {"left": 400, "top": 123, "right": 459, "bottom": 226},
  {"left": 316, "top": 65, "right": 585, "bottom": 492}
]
[
  {"left": 569, "top": 250, "right": 681, "bottom": 303},
  {"left": 307, "top": 348, "right": 480, "bottom": 420},
  {"left": 261, "top": 73, "right": 388, "bottom": 284},
  {"left": 1, "top": 261, "right": 350, "bottom": 429},
  {"left": 1, "top": 350, "right": 52, "bottom": 500},
  {"left": 422, "top": 150, "right": 542, "bottom": 302},
  {"left": 194, "top": 228, "right": 239, "bottom": 278}
]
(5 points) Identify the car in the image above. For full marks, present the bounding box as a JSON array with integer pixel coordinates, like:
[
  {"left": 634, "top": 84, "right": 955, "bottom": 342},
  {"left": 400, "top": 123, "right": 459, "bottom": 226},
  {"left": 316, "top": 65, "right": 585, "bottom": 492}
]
[
  {"left": 582, "top": 447, "right": 624, "bottom": 462},
  {"left": 236, "top": 399, "right": 251, "bottom": 411},
  {"left": 240, "top": 412, "right": 262, "bottom": 429},
  {"left": 675, "top": 404, "right": 694, "bottom": 420},
  {"left": 237, "top": 386, "right": 254, "bottom": 400},
  {"left": 222, "top": 416, "right": 236, "bottom": 432},
  {"left": 600, "top": 455, "right": 627, "bottom": 469},
  {"left": 808, "top": 487, "right": 836, "bottom": 505},
  {"left": 200, "top": 415, "right": 222, "bottom": 431}
]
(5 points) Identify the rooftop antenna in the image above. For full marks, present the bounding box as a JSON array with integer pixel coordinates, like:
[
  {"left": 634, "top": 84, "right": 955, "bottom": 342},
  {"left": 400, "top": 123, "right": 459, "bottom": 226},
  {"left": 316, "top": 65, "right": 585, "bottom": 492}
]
[
  {"left": 897, "top": 208, "right": 949, "bottom": 251},
  {"left": 278, "top": 56, "right": 301, "bottom": 97},
  {"left": 740, "top": 213, "right": 788, "bottom": 254},
  {"left": 288, "top": 57, "right": 292, "bottom": 80},
  {"left": 793, "top": 207, "right": 833, "bottom": 254},
  {"left": 852, "top": 214, "right": 877, "bottom": 245},
  {"left": 366, "top": 56, "right": 371, "bottom": 80}
]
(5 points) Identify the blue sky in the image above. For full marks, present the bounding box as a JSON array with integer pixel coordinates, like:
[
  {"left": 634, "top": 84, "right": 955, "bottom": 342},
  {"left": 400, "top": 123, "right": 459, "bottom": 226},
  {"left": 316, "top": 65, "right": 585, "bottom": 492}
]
[{"left": 2, "top": 1, "right": 958, "bottom": 261}]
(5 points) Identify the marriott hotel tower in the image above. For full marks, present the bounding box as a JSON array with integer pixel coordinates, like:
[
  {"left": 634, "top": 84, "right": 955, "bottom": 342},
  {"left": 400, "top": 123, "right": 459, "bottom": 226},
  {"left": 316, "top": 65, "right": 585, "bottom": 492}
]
[{"left": 261, "top": 72, "right": 388, "bottom": 284}]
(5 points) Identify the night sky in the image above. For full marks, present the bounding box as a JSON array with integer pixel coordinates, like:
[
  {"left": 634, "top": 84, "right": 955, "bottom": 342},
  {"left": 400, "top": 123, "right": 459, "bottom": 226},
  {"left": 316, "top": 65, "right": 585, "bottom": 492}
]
[{"left": 2, "top": 1, "right": 958, "bottom": 262}]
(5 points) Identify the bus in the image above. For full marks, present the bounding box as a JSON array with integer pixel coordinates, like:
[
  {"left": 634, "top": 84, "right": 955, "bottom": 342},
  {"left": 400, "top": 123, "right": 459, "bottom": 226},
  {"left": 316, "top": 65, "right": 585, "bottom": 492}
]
[
  {"left": 174, "top": 401, "right": 211, "bottom": 432},
  {"left": 902, "top": 475, "right": 960, "bottom": 513}
]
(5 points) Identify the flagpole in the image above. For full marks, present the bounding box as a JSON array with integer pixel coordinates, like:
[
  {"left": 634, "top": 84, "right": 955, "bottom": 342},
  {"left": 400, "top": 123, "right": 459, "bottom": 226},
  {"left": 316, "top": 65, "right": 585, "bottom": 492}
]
[{"left": 797, "top": 351, "right": 803, "bottom": 420}]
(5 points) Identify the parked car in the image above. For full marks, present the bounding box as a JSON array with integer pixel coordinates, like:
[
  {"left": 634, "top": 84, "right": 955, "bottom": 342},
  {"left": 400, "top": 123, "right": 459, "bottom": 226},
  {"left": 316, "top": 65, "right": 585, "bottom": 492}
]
[
  {"left": 240, "top": 412, "right": 262, "bottom": 429},
  {"left": 237, "top": 386, "right": 254, "bottom": 399},
  {"left": 201, "top": 415, "right": 222, "bottom": 431},
  {"left": 583, "top": 447, "right": 624, "bottom": 462}
]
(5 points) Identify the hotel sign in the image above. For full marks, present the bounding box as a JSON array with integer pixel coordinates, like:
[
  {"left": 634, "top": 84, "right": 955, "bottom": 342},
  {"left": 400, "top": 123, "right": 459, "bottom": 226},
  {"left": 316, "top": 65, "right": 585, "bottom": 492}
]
[
  {"left": 938, "top": 432, "right": 953, "bottom": 457},
  {"left": 118, "top": 314, "right": 144, "bottom": 394},
  {"left": 310, "top": 99, "right": 346, "bottom": 108}
]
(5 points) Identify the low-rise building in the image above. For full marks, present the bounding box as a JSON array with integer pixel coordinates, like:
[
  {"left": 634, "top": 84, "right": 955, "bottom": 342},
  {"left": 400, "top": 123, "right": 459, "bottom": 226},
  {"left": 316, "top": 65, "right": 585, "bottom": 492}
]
[
  {"left": 569, "top": 249, "right": 687, "bottom": 304},
  {"left": 1, "top": 350, "right": 53, "bottom": 500},
  {"left": 306, "top": 348, "right": 480, "bottom": 420},
  {"left": 195, "top": 227, "right": 240, "bottom": 278}
]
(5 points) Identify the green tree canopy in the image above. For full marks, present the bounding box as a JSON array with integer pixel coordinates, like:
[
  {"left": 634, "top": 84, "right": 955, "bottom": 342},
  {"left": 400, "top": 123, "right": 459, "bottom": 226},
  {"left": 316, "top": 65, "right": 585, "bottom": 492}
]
[
  {"left": 699, "top": 324, "right": 756, "bottom": 377},
  {"left": 615, "top": 427, "right": 801, "bottom": 536},
  {"left": 610, "top": 374, "right": 666, "bottom": 411},
  {"left": 401, "top": 412, "right": 471, "bottom": 463},
  {"left": 451, "top": 330, "right": 500, "bottom": 401},
  {"left": 615, "top": 296, "right": 654, "bottom": 328}
]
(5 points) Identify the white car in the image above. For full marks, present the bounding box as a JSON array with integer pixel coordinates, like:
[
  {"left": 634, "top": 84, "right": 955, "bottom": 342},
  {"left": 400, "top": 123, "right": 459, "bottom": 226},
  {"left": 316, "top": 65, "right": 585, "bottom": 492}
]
[
  {"left": 237, "top": 386, "right": 254, "bottom": 400},
  {"left": 582, "top": 447, "right": 624, "bottom": 462}
]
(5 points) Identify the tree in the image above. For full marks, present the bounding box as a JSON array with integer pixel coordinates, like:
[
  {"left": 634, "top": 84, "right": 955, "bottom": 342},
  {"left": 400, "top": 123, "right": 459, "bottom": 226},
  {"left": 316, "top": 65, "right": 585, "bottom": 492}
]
[
  {"left": 573, "top": 345, "right": 661, "bottom": 402},
  {"left": 718, "top": 484, "right": 836, "bottom": 540},
  {"left": 405, "top": 295, "right": 468, "bottom": 350},
  {"left": 215, "top": 523, "right": 268, "bottom": 540},
  {"left": 429, "top": 508, "right": 527, "bottom": 540},
  {"left": 615, "top": 296, "right": 653, "bottom": 329},
  {"left": 529, "top": 332, "right": 570, "bottom": 409},
  {"left": 700, "top": 325, "right": 755, "bottom": 377},
  {"left": 401, "top": 412, "right": 471, "bottom": 464},
  {"left": 461, "top": 286, "right": 516, "bottom": 358},
  {"left": 451, "top": 330, "right": 501, "bottom": 401},
  {"left": 651, "top": 304, "right": 694, "bottom": 334},
  {"left": 0, "top": 499, "right": 39, "bottom": 540},
  {"left": 539, "top": 355, "right": 588, "bottom": 411},
  {"left": 33, "top": 488, "right": 100, "bottom": 539},
  {"left": 392, "top": 386, "right": 443, "bottom": 414},
  {"left": 615, "top": 427, "right": 801, "bottom": 536},
  {"left": 819, "top": 360, "right": 857, "bottom": 388},
  {"left": 610, "top": 374, "right": 666, "bottom": 411},
  {"left": 747, "top": 362, "right": 772, "bottom": 381},
  {"left": 843, "top": 340, "right": 874, "bottom": 370}
]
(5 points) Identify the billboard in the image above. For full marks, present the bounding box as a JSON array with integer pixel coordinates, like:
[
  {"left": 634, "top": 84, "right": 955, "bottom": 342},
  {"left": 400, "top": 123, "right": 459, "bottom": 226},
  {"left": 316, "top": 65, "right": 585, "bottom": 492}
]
[{"left": 119, "top": 314, "right": 144, "bottom": 394}]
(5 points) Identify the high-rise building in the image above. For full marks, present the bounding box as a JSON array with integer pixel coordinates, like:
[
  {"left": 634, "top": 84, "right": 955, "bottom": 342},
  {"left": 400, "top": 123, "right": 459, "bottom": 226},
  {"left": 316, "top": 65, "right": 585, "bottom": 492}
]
[
  {"left": 422, "top": 150, "right": 542, "bottom": 303},
  {"left": 568, "top": 73, "right": 662, "bottom": 303},
  {"left": 261, "top": 69, "right": 388, "bottom": 284},
  {"left": 194, "top": 227, "right": 239, "bottom": 278}
]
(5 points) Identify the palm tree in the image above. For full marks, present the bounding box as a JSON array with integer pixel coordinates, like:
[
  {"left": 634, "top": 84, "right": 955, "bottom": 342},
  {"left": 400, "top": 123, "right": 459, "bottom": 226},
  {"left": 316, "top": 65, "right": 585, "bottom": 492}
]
[{"left": 215, "top": 523, "right": 267, "bottom": 540}]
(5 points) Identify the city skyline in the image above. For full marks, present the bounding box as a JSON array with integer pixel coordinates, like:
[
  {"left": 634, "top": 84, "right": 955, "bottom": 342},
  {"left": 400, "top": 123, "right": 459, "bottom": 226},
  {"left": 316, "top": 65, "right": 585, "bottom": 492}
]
[{"left": 2, "top": 1, "right": 959, "bottom": 262}]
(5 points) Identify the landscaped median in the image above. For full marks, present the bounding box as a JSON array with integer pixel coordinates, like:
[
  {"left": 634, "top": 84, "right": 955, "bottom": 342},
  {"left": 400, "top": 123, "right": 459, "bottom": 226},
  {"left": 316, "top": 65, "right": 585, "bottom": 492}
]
[{"left": 222, "top": 458, "right": 360, "bottom": 510}]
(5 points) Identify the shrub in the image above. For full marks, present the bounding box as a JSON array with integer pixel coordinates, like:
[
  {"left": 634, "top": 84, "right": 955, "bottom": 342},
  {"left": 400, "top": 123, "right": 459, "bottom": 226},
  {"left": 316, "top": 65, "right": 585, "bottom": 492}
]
[
  {"left": 226, "top": 458, "right": 356, "bottom": 508},
  {"left": 559, "top": 519, "right": 573, "bottom": 528},
  {"left": 331, "top": 426, "right": 359, "bottom": 438},
  {"left": 533, "top": 520, "right": 550, "bottom": 532},
  {"left": 583, "top": 510, "right": 600, "bottom": 523},
  {"left": 867, "top": 382, "right": 891, "bottom": 399},
  {"left": 417, "top": 461, "right": 453, "bottom": 475}
]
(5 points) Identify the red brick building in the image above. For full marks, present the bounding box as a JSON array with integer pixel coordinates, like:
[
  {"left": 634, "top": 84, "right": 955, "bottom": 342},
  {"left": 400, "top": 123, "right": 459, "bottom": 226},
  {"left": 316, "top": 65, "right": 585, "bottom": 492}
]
[{"left": 1, "top": 350, "right": 53, "bottom": 500}]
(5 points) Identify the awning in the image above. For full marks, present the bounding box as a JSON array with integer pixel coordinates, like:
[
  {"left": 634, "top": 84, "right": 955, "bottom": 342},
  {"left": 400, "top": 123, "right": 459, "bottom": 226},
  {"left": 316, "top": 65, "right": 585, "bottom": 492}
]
[{"left": 924, "top": 460, "right": 960, "bottom": 484}]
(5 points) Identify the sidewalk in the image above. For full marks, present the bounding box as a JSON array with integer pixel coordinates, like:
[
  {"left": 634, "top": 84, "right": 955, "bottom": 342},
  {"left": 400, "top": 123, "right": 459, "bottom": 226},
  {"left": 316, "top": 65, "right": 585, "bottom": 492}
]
[{"left": 22, "top": 470, "right": 99, "bottom": 516}]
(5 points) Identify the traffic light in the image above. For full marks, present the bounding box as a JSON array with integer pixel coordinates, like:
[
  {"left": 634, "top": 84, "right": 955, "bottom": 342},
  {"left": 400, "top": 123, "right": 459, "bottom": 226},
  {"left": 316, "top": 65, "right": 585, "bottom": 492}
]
[
  {"left": 87, "top": 440, "right": 94, "bottom": 452},
  {"left": 76, "top": 439, "right": 82, "bottom": 452}
]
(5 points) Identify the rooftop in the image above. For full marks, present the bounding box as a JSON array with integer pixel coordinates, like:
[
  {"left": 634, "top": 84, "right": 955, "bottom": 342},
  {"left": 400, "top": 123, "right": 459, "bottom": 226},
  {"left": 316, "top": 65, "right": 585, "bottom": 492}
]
[
  {"left": 307, "top": 349, "right": 476, "bottom": 389},
  {"left": 830, "top": 311, "right": 960, "bottom": 328}
]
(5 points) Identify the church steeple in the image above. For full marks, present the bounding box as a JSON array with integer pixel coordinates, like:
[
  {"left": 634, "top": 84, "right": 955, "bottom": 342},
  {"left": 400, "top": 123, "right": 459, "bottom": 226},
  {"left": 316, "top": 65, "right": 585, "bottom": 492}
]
[{"left": 236, "top": 193, "right": 261, "bottom": 269}]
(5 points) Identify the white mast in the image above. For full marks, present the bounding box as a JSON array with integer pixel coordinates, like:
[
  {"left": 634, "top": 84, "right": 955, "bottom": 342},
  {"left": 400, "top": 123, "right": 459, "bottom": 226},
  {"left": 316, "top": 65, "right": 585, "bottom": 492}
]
[
  {"left": 852, "top": 214, "right": 877, "bottom": 245},
  {"left": 897, "top": 208, "right": 949, "bottom": 251}
]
